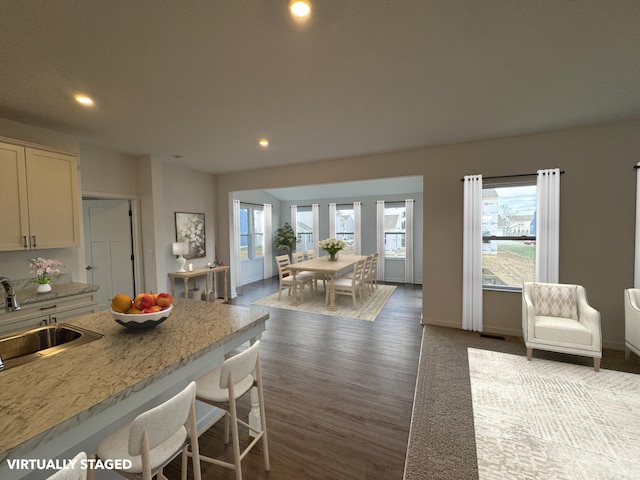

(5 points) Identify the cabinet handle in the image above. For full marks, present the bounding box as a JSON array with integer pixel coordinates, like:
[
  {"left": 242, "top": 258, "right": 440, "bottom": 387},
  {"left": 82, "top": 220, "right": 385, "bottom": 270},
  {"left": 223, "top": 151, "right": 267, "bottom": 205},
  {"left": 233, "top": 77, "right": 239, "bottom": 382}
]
[
  {"left": 23, "top": 236, "right": 29, "bottom": 248},
  {"left": 32, "top": 236, "right": 37, "bottom": 248}
]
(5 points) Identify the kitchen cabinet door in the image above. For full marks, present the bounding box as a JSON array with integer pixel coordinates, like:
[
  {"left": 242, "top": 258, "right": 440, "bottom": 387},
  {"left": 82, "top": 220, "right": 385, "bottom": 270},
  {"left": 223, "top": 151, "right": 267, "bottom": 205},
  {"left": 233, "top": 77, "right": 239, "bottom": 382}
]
[
  {"left": 25, "top": 148, "right": 80, "bottom": 249},
  {"left": 0, "top": 141, "right": 80, "bottom": 251},
  {"left": 0, "top": 142, "right": 29, "bottom": 250}
]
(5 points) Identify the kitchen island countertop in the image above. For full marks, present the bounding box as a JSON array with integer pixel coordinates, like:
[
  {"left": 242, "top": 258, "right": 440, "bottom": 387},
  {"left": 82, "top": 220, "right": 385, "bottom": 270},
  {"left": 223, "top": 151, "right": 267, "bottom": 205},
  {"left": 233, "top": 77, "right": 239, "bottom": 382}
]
[{"left": 0, "top": 298, "right": 268, "bottom": 466}]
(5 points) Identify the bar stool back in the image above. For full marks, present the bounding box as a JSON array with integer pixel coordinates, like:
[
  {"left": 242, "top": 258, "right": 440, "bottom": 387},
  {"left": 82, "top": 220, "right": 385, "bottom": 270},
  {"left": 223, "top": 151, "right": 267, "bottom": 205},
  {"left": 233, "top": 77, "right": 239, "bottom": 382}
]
[
  {"left": 96, "top": 381, "right": 201, "bottom": 480},
  {"left": 46, "top": 452, "right": 87, "bottom": 480}
]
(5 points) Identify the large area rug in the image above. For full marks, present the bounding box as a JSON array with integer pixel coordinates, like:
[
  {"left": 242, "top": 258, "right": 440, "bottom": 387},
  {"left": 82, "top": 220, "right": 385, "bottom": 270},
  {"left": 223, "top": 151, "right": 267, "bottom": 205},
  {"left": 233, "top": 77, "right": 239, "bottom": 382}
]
[
  {"left": 252, "top": 284, "right": 396, "bottom": 321},
  {"left": 468, "top": 347, "right": 640, "bottom": 480}
]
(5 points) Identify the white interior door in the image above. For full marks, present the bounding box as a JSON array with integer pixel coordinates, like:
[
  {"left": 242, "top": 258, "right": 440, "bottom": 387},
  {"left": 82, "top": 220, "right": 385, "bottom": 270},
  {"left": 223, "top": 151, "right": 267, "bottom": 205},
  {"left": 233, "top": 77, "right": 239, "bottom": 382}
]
[{"left": 83, "top": 199, "right": 135, "bottom": 310}]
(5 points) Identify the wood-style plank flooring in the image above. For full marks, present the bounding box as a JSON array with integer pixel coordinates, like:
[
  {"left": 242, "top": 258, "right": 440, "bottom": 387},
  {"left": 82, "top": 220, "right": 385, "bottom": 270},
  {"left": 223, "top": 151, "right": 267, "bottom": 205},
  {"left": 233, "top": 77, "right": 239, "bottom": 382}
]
[{"left": 167, "top": 277, "right": 423, "bottom": 480}]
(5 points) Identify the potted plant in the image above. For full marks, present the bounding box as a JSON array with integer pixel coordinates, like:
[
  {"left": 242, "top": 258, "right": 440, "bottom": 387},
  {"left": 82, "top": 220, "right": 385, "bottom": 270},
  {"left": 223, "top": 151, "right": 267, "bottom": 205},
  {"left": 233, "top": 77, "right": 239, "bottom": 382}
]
[{"left": 274, "top": 222, "right": 298, "bottom": 253}]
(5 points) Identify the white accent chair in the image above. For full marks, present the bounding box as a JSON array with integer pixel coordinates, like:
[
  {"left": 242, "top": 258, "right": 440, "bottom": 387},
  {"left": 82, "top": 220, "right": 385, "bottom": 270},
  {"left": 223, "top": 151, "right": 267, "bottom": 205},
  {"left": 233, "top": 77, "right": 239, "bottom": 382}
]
[
  {"left": 46, "top": 452, "right": 87, "bottom": 480},
  {"left": 624, "top": 288, "right": 640, "bottom": 361},
  {"left": 96, "top": 381, "right": 201, "bottom": 480},
  {"left": 182, "top": 340, "right": 269, "bottom": 480},
  {"left": 522, "top": 282, "right": 602, "bottom": 371}
]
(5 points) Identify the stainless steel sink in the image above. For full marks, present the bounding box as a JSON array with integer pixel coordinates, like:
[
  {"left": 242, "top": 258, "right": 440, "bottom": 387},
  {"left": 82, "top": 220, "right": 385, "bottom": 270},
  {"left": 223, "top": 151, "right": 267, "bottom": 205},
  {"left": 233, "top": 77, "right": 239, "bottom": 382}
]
[{"left": 0, "top": 324, "right": 103, "bottom": 370}]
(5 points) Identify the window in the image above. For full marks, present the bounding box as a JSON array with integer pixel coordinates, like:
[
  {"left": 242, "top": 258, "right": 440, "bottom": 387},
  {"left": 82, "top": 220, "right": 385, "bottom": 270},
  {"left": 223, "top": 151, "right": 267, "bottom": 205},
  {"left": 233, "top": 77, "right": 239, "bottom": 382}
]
[
  {"left": 384, "top": 205, "right": 406, "bottom": 258},
  {"left": 296, "top": 208, "right": 314, "bottom": 251},
  {"left": 239, "top": 204, "right": 264, "bottom": 260},
  {"left": 335, "top": 207, "right": 355, "bottom": 245},
  {"left": 482, "top": 184, "right": 536, "bottom": 288}
]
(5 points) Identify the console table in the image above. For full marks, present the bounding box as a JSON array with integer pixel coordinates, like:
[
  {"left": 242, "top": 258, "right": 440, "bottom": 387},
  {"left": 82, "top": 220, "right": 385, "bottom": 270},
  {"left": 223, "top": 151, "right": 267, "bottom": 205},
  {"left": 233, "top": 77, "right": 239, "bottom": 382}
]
[{"left": 168, "top": 265, "right": 229, "bottom": 302}]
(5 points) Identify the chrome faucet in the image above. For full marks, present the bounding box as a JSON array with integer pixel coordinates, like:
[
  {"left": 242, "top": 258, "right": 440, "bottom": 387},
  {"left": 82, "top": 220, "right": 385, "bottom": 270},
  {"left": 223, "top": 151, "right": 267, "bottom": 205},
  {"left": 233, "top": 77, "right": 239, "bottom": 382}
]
[{"left": 0, "top": 277, "right": 20, "bottom": 312}]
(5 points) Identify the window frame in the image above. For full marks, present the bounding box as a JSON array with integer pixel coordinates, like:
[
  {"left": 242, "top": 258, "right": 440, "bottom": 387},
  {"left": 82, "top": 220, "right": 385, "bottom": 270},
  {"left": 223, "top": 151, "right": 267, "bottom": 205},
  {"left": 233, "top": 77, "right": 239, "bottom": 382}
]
[
  {"left": 383, "top": 204, "right": 406, "bottom": 259},
  {"left": 481, "top": 181, "right": 537, "bottom": 292},
  {"left": 335, "top": 207, "right": 355, "bottom": 246},
  {"left": 239, "top": 203, "right": 264, "bottom": 261}
]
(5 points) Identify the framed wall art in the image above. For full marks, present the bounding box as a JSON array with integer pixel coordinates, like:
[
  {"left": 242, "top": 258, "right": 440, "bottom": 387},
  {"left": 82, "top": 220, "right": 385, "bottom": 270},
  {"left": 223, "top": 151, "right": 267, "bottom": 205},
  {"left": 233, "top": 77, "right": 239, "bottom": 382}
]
[{"left": 175, "top": 212, "right": 206, "bottom": 258}]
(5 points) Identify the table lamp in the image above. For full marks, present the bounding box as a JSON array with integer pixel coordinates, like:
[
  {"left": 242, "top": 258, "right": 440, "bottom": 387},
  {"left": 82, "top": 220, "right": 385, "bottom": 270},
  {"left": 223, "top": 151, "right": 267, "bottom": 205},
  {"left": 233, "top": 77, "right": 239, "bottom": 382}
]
[{"left": 172, "top": 242, "right": 189, "bottom": 272}]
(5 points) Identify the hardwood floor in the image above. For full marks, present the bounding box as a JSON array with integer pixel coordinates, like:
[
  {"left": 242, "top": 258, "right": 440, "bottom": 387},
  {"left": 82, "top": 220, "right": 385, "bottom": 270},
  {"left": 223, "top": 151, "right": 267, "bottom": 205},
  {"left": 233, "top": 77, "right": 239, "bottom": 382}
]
[{"left": 167, "top": 277, "right": 423, "bottom": 480}]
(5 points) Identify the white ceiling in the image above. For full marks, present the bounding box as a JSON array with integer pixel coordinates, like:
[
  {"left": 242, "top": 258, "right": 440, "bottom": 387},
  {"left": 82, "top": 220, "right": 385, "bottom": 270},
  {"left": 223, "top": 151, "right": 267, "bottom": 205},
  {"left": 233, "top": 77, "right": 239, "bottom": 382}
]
[{"left": 1, "top": 1, "right": 639, "bottom": 175}]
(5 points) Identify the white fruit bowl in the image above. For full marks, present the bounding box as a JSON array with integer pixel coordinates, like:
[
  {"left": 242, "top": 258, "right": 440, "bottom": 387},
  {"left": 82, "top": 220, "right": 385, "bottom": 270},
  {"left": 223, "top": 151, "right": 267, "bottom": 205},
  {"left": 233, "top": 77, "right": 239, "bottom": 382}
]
[{"left": 111, "top": 305, "right": 173, "bottom": 330}]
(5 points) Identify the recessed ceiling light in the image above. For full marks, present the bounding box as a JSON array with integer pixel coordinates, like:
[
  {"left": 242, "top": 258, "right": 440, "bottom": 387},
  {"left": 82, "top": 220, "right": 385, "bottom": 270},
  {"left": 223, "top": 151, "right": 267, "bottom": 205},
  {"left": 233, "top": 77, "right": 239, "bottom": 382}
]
[
  {"left": 74, "top": 94, "right": 94, "bottom": 106},
  {"left": 289, "top": 0, "right": 311, "bottom": 18},
  {"left": 259, "top": 138, "right": 270, "bottom": 147}
]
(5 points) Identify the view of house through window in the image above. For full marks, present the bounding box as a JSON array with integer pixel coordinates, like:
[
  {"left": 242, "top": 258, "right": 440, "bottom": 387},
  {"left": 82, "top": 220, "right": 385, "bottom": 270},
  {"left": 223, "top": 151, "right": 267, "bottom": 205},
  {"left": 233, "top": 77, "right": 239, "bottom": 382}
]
[
  {"left": 336, "top": 207, "right": 355, "bottom": 246},
  {"left": 296, "top": 208, "right": 314, "bottom": 251},
  {"left": 240, "top": 205, "right": 264, "bottom": 260},
  {"left": 482, "top": 184, "right": 536, "bottom": 288},
  {"left": 384, "top": 205, "right": 406, "bottom": 257}
]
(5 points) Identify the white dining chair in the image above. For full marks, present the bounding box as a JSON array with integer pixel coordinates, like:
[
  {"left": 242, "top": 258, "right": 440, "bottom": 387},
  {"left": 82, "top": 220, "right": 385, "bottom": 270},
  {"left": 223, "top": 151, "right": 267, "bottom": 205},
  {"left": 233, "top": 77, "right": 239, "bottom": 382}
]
[
  {"left": 329, "top": 258, "right": 367, "bottom": 308},
  {"left": 276, "top": 254, "right": 314, "bottom": 301}
]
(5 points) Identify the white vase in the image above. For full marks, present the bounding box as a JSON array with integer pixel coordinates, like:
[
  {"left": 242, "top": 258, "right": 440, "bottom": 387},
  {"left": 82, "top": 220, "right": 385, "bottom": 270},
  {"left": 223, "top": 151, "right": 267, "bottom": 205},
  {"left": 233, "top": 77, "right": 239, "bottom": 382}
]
[{"left": 37, "top": 283, "right": 52, "bottom": 294}]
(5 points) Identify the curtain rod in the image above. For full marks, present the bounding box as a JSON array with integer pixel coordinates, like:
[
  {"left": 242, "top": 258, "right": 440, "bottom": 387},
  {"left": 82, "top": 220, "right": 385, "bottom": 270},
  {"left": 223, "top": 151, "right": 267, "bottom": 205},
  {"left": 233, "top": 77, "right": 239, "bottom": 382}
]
[
  {"left": 239, "top": 201, "right": 264, "bottom": 207},
  {"left": 460, "top": 171, "right": 565, "bottom": 181}
]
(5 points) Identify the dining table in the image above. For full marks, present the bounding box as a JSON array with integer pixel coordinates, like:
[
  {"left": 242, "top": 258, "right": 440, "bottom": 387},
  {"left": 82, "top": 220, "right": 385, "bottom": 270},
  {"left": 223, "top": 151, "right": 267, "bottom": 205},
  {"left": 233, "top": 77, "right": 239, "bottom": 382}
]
[{"left": 286, "top": 254, "right": 366, "bottom": 311}]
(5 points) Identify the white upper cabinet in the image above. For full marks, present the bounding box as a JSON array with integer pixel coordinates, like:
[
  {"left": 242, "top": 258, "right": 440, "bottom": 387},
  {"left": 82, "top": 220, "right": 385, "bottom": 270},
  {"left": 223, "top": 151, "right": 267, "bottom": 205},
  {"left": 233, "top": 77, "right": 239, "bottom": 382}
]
[{"left": 0, "top": 141, "right": 80, "bottom": 251}]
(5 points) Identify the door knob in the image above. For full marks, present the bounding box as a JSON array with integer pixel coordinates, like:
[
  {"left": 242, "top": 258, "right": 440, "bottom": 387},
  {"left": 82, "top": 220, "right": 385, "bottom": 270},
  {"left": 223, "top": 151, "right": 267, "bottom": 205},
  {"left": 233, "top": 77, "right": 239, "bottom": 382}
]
[{"left": 86, "top": 266, "right": 93, "bottom": 270}]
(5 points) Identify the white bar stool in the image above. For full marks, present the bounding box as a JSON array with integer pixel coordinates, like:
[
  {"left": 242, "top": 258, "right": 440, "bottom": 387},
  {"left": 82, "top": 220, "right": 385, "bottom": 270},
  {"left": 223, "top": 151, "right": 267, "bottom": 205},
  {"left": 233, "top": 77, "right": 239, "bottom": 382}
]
[
  {"left": 95, "top": 381, "right": 201, "bottom": 480},
  {"left": 46, "top": 452, "right": 87, "bottom": 480},
  {"left": 182, "top": 340, "right": 269, "bottom": 480}
]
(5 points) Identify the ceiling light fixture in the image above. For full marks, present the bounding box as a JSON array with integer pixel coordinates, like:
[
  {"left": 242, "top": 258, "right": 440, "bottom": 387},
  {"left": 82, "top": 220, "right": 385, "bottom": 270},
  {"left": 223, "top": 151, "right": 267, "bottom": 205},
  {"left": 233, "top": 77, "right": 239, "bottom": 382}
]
[
  {"left": 289, "top": 0, "right": 311, "bottom": 18},
  {"left": 259, "top": 138, "right": 270, "bottom": 147},
  {"left": 74, "top": 94, "right": 94, "bottom": 106}
]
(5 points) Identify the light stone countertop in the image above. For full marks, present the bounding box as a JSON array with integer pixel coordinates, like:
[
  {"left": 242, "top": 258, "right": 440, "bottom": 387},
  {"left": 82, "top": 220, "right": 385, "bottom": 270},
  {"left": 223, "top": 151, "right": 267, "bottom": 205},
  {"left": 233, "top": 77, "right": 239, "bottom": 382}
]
[
  {"left": 0, "top": 299, "right": 269, "bottom": 461},
  {"left": 14, "top": 281, "right": 99, "bottom": 307}
]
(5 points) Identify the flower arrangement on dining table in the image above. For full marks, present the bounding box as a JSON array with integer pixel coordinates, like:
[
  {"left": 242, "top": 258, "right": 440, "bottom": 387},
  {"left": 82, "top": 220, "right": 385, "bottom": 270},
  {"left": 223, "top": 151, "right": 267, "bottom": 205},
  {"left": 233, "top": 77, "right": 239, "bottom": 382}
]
[
  {"left": 318, "top": 238, "right": 346, "bottom": 261},
  {"left": 29, "top": 257, "right": 63, "bottom": 284}
]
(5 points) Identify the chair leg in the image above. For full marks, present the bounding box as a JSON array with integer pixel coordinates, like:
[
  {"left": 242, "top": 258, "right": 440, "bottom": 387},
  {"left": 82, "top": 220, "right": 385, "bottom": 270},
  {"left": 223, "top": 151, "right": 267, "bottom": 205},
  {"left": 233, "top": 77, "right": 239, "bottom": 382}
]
[
  {"left": 526, "top": 348, "right": 532, "bottom": 361},
  {"left": 593, "top": 357, "right": 601, "bottom": 372},
  {"left": 229, "top": 397, "right": 242, "bottom": 480},
  {"left": 224, "top": 411, "right": 230, "bottom": 444}
]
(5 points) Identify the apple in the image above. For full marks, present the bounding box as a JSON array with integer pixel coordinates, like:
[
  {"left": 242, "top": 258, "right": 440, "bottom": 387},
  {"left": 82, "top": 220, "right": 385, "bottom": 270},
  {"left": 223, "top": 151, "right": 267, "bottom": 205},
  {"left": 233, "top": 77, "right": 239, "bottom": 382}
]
[
  {"left": 156, "top": 292, "right": 173, "bottom": 308},
  {"left": 150, "top": 293, "right": 159, "bottom": 306},
  {"left": 133, "top": 293, "right": 154, "bottom": 311},
  {"left": 126, "top": 307, "right": 143, "bottom": 314},
  {"left": 144, "top": 305, "right": 162, "bottom": 313}
]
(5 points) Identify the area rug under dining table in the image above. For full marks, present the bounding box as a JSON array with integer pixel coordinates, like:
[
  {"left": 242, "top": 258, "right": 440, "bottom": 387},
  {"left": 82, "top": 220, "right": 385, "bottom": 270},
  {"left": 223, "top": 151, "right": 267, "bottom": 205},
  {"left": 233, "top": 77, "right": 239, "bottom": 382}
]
[
  {"left": 252, "top": 284, "right": 396, "bottom": 321},
  {"left": 468, "top": 347, "right": 640, "bottom": 480}
]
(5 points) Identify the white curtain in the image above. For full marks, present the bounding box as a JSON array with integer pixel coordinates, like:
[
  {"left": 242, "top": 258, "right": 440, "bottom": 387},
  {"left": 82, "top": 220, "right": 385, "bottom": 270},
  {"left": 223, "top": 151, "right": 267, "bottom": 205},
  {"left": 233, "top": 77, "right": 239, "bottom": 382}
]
[
  {"left": 635, "top": 164, "right": 640, "bottom": 288},
  {"left": 535, "top": 168, "right": 561, "bottom": 283},
  {"left": 462, "top": 175, "right": 483, "bottom": 332},
  {"left": 312, "top": 203, "right": 320, "bottom": 256},
  {"left": 329, "top": 203, "right": 336, "bottom": 238},
  {"left": 263, "top": 203, "right": 273, "bottom": 278},
  {"left": 354, "top": 202, "right": 362, "bottom": 255},
  {"left": 405, "top": 199, "right": 414, "bottom": 284},
  {"left": 231, "top": 199, "right": 241, "bottom": 296},
  {"left": 290, "top": 205, "right": 298, "bottom": 252},
  {"left": 376, "top": 200, "right": 385, "bottom": 281}
]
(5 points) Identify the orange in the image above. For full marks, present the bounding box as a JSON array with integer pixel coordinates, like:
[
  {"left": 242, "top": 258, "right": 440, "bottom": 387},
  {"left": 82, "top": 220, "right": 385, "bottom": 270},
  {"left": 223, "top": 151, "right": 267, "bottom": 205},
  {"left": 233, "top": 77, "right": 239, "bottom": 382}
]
[{"left": 111, "top": 293, "right": 133, "bottom": 313}]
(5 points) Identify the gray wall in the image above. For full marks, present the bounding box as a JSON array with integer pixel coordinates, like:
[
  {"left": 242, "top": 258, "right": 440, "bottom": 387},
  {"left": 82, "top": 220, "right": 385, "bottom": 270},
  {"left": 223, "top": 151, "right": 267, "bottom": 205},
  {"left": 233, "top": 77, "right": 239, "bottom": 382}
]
[{"left": 216, "top": 119, "right": 640, "bottom": 348}]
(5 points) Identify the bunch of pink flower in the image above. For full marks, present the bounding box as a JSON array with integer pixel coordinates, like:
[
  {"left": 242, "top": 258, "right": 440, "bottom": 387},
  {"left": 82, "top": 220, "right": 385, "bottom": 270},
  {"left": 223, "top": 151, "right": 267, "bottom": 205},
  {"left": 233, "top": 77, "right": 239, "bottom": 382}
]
[{"left": 29, "top": 257, "right": 63, "bottom": 284}]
